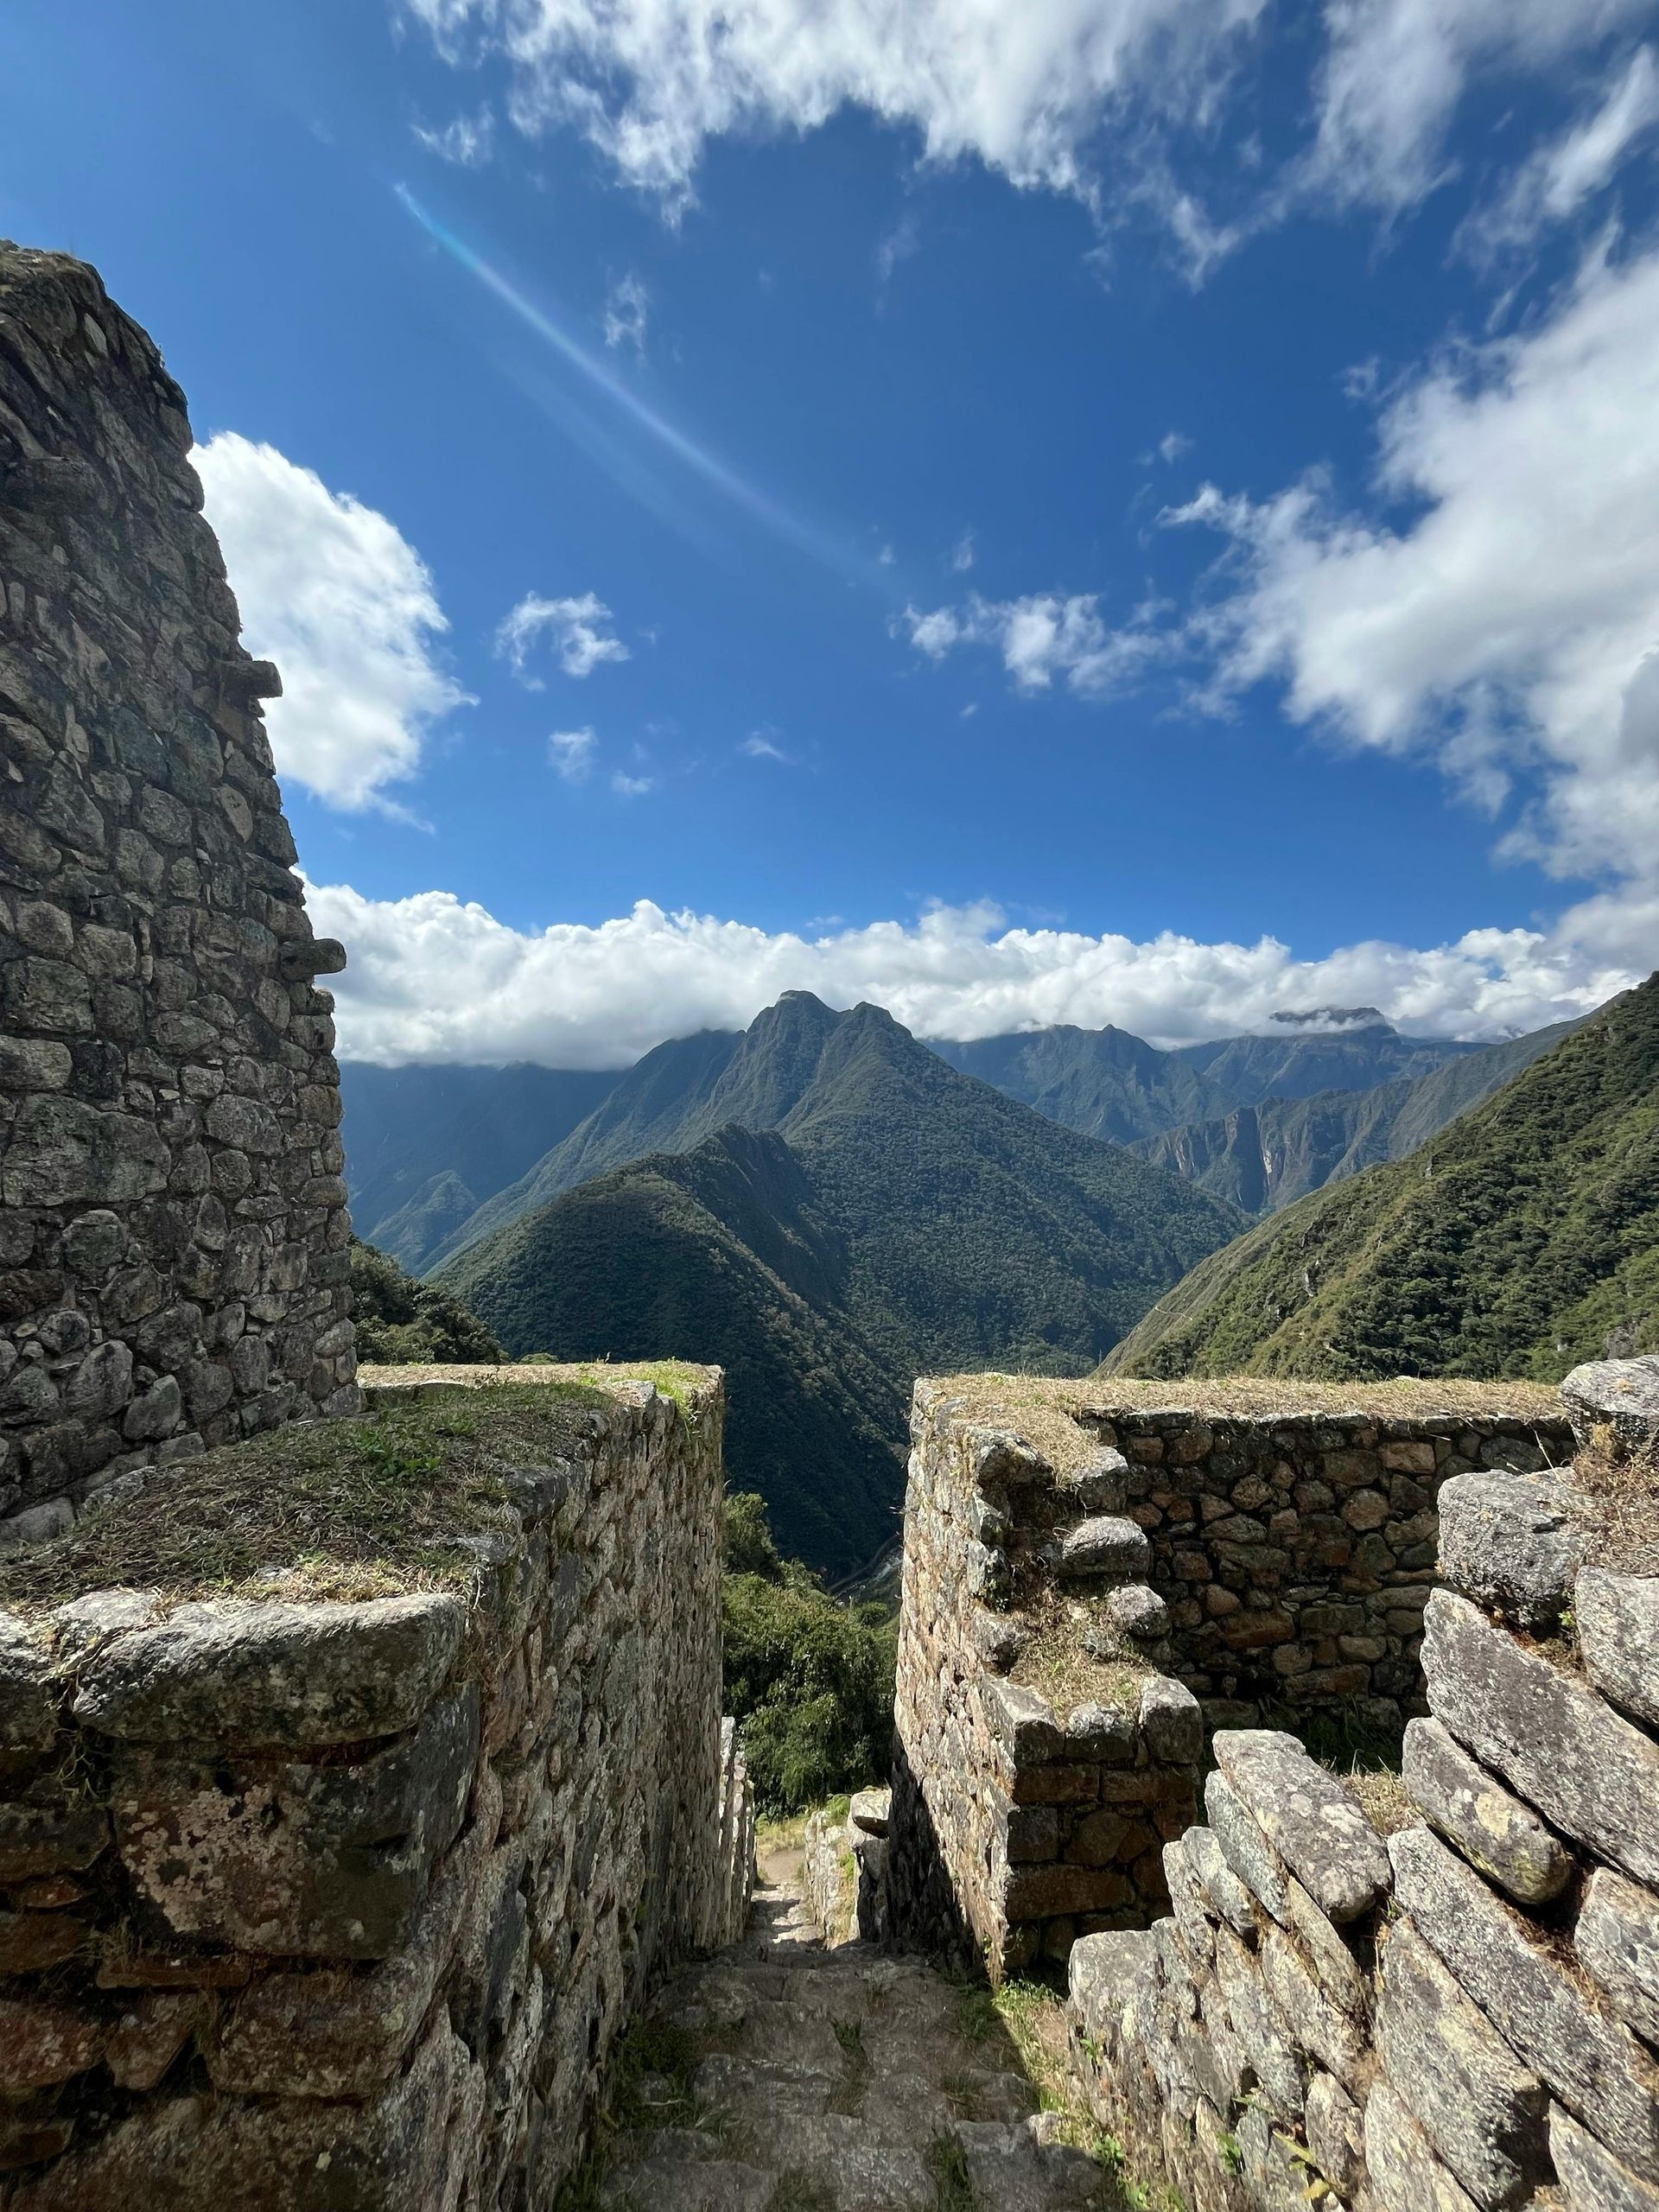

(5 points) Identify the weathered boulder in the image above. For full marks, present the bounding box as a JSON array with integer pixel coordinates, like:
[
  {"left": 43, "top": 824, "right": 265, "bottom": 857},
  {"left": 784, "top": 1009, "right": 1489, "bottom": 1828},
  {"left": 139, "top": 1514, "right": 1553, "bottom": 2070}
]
[
  {"left": 1576, "top": 1869, "right": 1659, "bottom": 2048},
  {"left": 1186, "top": 1823, "right": 1258, "bottom": 1940},
  {"left": 1422, "top": 1589, "right": 1659, "bottom": 1889},
  {"left": 1305, "top": 2070, "right": 1365, "bottom": 2199},
  {"left": 0, "top": 1614, "right": 58, "bottom": 1755},
  {"left": 1260, "top": 1921, "right": 1370, "bottom": 2090},
  {"left": 1283, "top": 1876, "right": 1370, "bottom": 2018},
  {"left": 1435, "top": 1471, "right": 1589, "bottom": 1628},
  {"left": 1561, "top": 1356, "right": 1659, "bottom": 1458},
  {"left": 1212, "top": 1730, "right": 1389, "bottom": 1923},
  {"left": 1402, "top": 1716, "right": 1573, "bottom": 1905},
  {"left": 72, "top": 1594, "right": 465, "bottom": 1749},
  {"left": 1062, "top": 1448, "right": 1129, "bottom": 1512},
  {"left": 1390, "top": 1825, "right": 1659, "bottom": 2184},
  {"left": 1058, "top": 1516, "right": 1151, "bottom": 1581},
  {"left": 1374, "top": 1916, "right": 1548, "bottom": 2208},
  {"left": 112, "top": 1687, "right": 480, "bottom": 1959},
  {"left": 1575, "top": 1567, "right": 1659, "bottom": 1730},
  {"left": 1211, "top": 1919, "right": 1306, "bottom": 2123}
]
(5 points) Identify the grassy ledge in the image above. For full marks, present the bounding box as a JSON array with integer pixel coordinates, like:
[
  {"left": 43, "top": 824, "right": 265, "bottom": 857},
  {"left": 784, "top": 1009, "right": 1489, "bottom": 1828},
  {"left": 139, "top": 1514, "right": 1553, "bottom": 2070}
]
[{"left": 0, "top": 1366, "right": 718, "bottom": 1616}]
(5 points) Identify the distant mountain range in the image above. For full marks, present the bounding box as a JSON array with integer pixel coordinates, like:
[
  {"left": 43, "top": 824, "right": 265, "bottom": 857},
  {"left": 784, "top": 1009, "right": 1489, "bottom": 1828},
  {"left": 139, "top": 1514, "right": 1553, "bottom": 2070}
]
[
  {"left": 431, "top": 993, "right": 1244, "bottom": 1573},
  {"left": 1107, "top": 974, "right": 1659, "bottom": 1382}
]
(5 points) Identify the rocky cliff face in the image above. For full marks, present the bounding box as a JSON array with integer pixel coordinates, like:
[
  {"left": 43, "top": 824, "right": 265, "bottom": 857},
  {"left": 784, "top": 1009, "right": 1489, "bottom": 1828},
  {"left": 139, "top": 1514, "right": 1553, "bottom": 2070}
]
[{"left": 0, "top": 242, "right": 356, "bottom": 1538}]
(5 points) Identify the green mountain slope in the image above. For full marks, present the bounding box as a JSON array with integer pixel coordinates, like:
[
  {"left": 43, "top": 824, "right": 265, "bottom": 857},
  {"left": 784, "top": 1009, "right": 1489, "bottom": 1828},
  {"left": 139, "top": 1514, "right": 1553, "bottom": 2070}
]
[
  {"left": 440, "top": 1128, "right": 910, "bottom": 1573},
  {"left": 932, "top": 1026, "right": 1236, "bottom": 1144},
  {"left": 1130, "top": 1018, "right": 1581, "bottom": 1214},
  {"left": 1105, "top": 976, "right": 1659, "bottom": 1382},
  {"left": 340, "top": 1063, "right": 620, "bottom": 1268},
  {"left": 440, "top": 997, "right": 1247, "bottom": 1570}
]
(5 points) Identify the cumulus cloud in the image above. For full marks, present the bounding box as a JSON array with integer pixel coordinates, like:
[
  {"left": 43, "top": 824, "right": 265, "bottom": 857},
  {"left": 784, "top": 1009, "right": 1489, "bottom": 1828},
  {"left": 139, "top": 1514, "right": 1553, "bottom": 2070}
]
[
  {"left": 1168, "top": 241, "right": 1659, "bottom": 891},
  {"left": 902, "top": 592, "right": 1166, "bottom": 695},
  {"left": 602, "top": 270, "right": 650, "bottom": 352},
  {"left": 495, "top": 591, "right": 630, "bottom": 682},
  {"left": 1458, "top": 44, "right": 1659, "bottom": 261},
  {"left": 413, "top": 105, "right": 496, "bottom": 165},
  {"left": 549, "top": 728, "right": 597, "bottom": 781},
  {"left": 195, "top": 432, "right": 467, "bottom": 812},
  {"left": 308, "top": 880, "right": 1644, "bottom": 1067}
]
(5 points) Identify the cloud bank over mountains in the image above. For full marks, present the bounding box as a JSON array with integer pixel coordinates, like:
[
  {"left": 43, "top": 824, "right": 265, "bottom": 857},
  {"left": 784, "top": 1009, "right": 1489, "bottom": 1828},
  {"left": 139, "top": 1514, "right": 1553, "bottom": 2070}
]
[{"left": 307, "top": 880, "right": 1641, "bottom": 1067}]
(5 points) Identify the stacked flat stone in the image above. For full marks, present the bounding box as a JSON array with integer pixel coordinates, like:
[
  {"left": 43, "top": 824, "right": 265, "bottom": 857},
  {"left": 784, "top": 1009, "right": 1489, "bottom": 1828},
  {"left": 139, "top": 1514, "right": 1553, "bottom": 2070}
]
[
  {"left": 1063, "top": 1355, "right": 1659, "bottom": 2211},
  {"left": 0, "top": 242, "right": 358, "bottom": 1541},
  {"left": 887, "top": 1386, "right": 1203, "bottom": 1977},
  {"left": 0, "top": 1372, "right": 751, "bottom": 2208},
  {"left": 1079, "top": 1399, "right": 1569, "bottom": 1732}
]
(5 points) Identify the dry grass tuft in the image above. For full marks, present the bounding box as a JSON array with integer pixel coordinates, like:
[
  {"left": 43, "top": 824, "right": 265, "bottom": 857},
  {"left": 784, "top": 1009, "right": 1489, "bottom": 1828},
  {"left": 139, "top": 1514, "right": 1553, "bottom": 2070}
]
[
  {"left": 936, "top": 1369, "right": 1562, "bottom": 1437},
  {"left": 1339, "top": 1765, "right": 1419, "bottom": 1839},
  {"left": 1010, "top": 1605, "right": 1149, "bottom": 1717},
  {"left": 1562, "top": 1433, "right": 1659, "bottom": 1575},
  {"left": 0, "top": 1370, "right": 709, "bottom": 1615}
]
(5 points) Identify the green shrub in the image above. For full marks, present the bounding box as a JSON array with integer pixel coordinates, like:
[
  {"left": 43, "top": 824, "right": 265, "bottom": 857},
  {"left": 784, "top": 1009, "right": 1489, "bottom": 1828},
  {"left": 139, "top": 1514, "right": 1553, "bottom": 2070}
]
[
  {"left": 721, "top": 1493, "right": 896, "bottom": 1813},
  {"left": 350, "top": 1239, "right": 506, "bottom": 1366}
]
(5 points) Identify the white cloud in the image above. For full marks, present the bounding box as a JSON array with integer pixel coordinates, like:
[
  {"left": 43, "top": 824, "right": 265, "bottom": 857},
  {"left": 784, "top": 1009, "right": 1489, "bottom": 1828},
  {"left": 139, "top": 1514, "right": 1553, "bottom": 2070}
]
[
  {"left": 1307, "top": 0, "right": 1652, "bottom": 215},
  {"left": 495, "top": 591, "right": 630, "bottom": 682},
  {"left": 741, "top": 732, "right": 791, "bottom": 761},
  {"left": 950, "top": 530, "right": 976, "bottom": 573},
  {"left": 402, "top": 0, "right": 1270, "bottom": 215},
  {"left": 1168, "top": 242, "right": 1659, "bottom": 893},
  {"left": 308, "top": 880, "right": 1644, "bottom": 1067},
  {"left": 549, "top": 728, "right": 597, "bottom": 781},
  {"left": 602, "top": 270, "right": 650, "bottom": 352},
  {"left": 875, "top": 213, "right": 921, "bottom": 284},
  {"left": 1458, "top": 44, "right": 1659, "bottom": 260},
  {"left": 194, "top": 432, "right": 467, "bottom": 812},
  {"left": 902, "top": 592, "right": 1166, "bottom": 695},
  {"left": 413, "top": 106, "right": 495, "bottom": 165},
  {"left": 1158, "top": 429, "right": 1192, "bottom": 462},
  {"left": 611, "top": 770, "right": 656, "bottom": 796}
]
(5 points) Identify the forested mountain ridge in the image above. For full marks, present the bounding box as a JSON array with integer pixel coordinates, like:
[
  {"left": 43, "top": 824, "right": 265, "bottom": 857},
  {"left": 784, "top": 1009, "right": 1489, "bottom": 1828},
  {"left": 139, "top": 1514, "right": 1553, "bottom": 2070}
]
[
  {"left": 438, "top": 995, "right": 1248, "bottom": 1570},
  {"left": 1128, "top": 1017, "right": 1582, "bottom": 1214},
  {"left": 1105, "top": 972, "right": 1659, "bottom": 1382}
]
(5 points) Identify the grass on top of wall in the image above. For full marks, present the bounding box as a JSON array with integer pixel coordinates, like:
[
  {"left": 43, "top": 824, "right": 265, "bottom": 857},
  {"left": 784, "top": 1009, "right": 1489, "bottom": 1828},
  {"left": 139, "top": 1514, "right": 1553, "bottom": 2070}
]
[
  {"left": 939, "top": 1368, "right": 1563, "bottom": 1435},
  {"left": 0, "top": 1371, "right": 707, "bottom": 1614}
]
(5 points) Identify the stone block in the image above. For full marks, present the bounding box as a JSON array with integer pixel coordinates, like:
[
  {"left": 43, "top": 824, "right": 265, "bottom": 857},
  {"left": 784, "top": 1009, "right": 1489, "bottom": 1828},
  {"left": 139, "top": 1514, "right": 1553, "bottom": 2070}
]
[
  {"left": 1204, "top": 1769, "right": 1290, "bottom": 1923},
  {"left": 1550, "top": 2105, "right": 1659, "bottom": 2212},
  {"left": 1422, "top": 1588, "right": 1659, "bottom": 1889},
  {"left": 1561, "top": 1356, "right": 1659, "bottom": 1459},
  {"left": 982, "top": 1679, "right": 1066, "bottom": 1764},
  {"left": 1211, "top": 1920, "right": 1306, "bottom": 2123},
  {"left": 1402, "top": 1715, "right": 1573, "bottom": 1905},
  {"left": 1063, "top": 1700, "right": 1137, "bottom": 1763},
  {"left": 1364, "top": 2081, "right": 1482, "bottom": 2212},
  {"left": 1186, "top": 1824, "right": 1258, "bottom": 1939},
  {"left": 1058, "top": 1516, "right": 1151, "bottom": 1581},
  {"left": 1003, "top": 1862, "right": 1131, "bottom": 1920},
  {"left": 1260, "top": 1922, "right": 1369, "bottom": 2090},
  {"left": 1576, "top": 1869, "right": 1659, "bottom": 2047},
  {"left": 1104, "top": 1584, "right": 1168, "bottom": 1639},
  {"left": 1375, "top": 1916, "right": 1548, "bottom": 2208},
  {"left": 1212, "top": 1729, "right": 1389, "bottom": 1922},
  {"left": 0, "top": 1614, "right": 59, "bottom": 1753},
  {"left": 1138, "top": 1675, "right": 1201, "bottom": 1764},
  {"left": 1390, "top": 1825, "right": 1659, "bottom": 2185},
  {"left": 1435, "top": 1471, "right": 1590, "bottom": 1628},
  {"left": 1282, "top": 1877, "right": 1370, "bottom": 2018},
  {"left": 1575, "top": 1567, "right": 1659, "bottom": 1729},
  {"left": 0, "top": 1796, "right": 108, "bottom": 1884},
  {"left": 73, "top": 1594, "right": 465, "bottom": 1749},
  {"left": 1305, "top": 2070, "right": 1364, "bottom": 2198},
  {"left": 113, "top": 1686, "right": 480, "bottom": 1959}
]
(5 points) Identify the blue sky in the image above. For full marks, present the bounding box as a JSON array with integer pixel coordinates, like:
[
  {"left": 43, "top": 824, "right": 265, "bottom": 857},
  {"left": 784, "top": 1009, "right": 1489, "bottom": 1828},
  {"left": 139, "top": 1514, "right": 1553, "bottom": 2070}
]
[{"left": 4, "top": 0, "right": 1657, "bottom": 1064}]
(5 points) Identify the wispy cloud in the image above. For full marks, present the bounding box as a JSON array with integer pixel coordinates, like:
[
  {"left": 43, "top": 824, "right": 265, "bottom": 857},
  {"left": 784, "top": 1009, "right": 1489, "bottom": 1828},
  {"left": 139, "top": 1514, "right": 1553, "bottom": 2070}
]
[
  {"left": 950, "top": 530, "right": 976, "bottom": 573},
  {"left": 875, "top": 213, "right": 920, "bottom": 286},
  {"left": 602, "top": 270, "right": 650, "bottom": 353},
  {"left": 1457, "top": 45, "right": 1659, "bottom": 264},
  {"left": 741, "top": 731, "right": 792, "bottom": 762},
  {"left": 496, "top": 591, "right": 629, "bottom": 683},
  {"left": 611, "top": 770, "right": 656, "bottom": 797},
  {"left": 413, "top": 106, "right": 495, "bottom": 167},
  {"left": 549, "top": 728, "right": 597, "bottom": 781},
  {"left": 902, "top": 590, "right": 1167, "bottom": 696}
]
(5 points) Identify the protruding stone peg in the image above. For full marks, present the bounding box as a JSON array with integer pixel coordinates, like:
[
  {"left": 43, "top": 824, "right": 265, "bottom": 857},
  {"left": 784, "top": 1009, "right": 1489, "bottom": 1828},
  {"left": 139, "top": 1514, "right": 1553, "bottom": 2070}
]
[
  {"left": 279, "top": 938, "right": 347, "bottom": 981},
  {"left": 218, "top": 657, "right": 283, "bottom": 701}
]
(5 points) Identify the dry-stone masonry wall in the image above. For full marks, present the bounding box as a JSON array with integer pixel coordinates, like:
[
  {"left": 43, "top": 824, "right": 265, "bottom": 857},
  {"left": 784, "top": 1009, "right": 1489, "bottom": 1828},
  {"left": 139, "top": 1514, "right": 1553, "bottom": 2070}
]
[
  {"left": 1076, "top": 1393, "right": 1568, "bottom": 1732},
  {"left": 0, "top": 241, "right": 356, "bottom": 1543},
  {"left": 803, "top": 1787, "right": 891, "bottom": 1948},
  {"left": 1065, "top": 1354, "right": 1659, "bottom": 2212},
  {"left": 0, "top": 1370, "right": 753, "bottom": 2207},
  {"left": 888, "top": 1382, "right": 1205, "bottom": 1977}
]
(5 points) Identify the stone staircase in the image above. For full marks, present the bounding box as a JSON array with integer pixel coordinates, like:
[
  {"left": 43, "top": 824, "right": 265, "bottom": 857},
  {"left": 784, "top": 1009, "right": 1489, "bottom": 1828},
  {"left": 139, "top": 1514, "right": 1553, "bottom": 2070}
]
[{"left": 592, "top": 1860, "right": 1122, "bottom": 2210}]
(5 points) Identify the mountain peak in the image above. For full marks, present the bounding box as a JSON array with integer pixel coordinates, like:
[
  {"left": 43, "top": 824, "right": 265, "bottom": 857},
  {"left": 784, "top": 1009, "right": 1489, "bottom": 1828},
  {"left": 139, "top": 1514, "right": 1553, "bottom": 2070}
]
[{"left": 1269, "top": 1006, "right": 1394, "bottom": 1034}]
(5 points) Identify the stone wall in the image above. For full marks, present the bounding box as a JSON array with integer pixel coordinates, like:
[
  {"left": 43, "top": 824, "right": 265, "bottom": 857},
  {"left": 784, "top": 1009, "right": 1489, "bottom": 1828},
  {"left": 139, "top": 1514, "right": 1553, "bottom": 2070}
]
[
  {"left": 0, "top": 1370, "right": 753, "bottom": 2207},
  {"left": 888, "top": 1382, "right": 1205, "bottom": 1977},
  {"left": 0, "top": 241, "right": 356, "bottom": 1542},
  {"left": 1076, "top": 1393, "right": 1568, "bottom": 1732},
  {"left": 803, "top": 1789, "right": 891, "bottom": 1948},
  {"left": 1065, "top": 1357, "right": 1659, "bottom": 2212}
]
